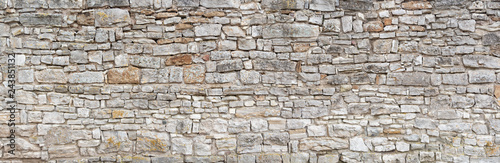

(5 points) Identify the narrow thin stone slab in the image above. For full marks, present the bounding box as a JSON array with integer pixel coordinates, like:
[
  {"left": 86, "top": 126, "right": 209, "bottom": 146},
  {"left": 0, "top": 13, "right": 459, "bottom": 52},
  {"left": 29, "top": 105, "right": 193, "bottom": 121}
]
[{"left": 262, "top": 24, "right": 320, "bottom": 38}]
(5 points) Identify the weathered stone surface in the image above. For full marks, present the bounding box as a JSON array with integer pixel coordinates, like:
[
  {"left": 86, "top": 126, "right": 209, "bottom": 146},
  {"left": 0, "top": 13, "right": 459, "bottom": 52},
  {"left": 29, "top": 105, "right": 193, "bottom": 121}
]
[
  {"left": 16, "top": 90, "right": 38, "bottom": 104},
  {"left": 35, "top": 69, "right": 67, "bottom": 83},
  {"left": 95, "top": 9, "right": 131, "bottom": 27},
  {"left": 130, "top": 56, "right": 161, "bottom": 68},
  {"left": 107, "top": 67, "right": 141, "bottom": 84},
  {"left": 166, "top": 54, "right": 192, "bottom": 66},
  {"left": 433, "top": 0, "right": 466, "bottom": 9},
  {"left": 200, "top": 0, "right": 240, "bottom": 8},
  {"left": 48, "top": 0, "right": 83, "bottom": 8},
  {"left": 459, "top": 20, "right": 476, "bottom": 32},
  {"left": 469, "top": 70, "right": 496, "bottom": 83},
  {"left": 299, "top": 138, "right": 349, "bottom": 151},
  {"left": 261, "top": 0, "right": 305, "bottom": 10},
  {"left": 253, "top": 60, "right": 296, "bottom": 71},
  {"left": 263, "top": 24, "right": 320, "bottom": 38},
  {"left": 463, "top": 55, "right": 500, "bottom": 68},
  {"left": 69, "top": 72, "right": 104, "bottom": 83},
  {"left": 373, "top": 39, "right": 393, "bottom": 53},
  {"left": 154, "top": 44, "right": 188, "bottom": 55},
  {"left": 323, "top": 19, "right": 341, "bottom": 32},
  {"left": 20, "top": 13, "right": 63, "bottom": 26},
  {"left": 183, "top": 64, "right": 205, "bottom": 83},
  {"left": 87, "top": 0, "right": 129, "bottom": 7},
  {"left": 237, "top": 133, "right": 262, "bottom": 153},
  {"left": 340, "top": 0, "right": 373, "bottom": 11},
  {"left": 19, "top": 69, "right": 34, "bottom": 83},
  {"left": 364, "top": 21, "right": 384, "bottom": 32},
  {"left": 402, "top": 1, "right": 432, "bottom": 10},
  {"left": 309, "top": 0, "right": 335, "bottom": 11},
  {"left": 48, "top": 145, "right": 79, "bottom": 158},
  {"left": 217, "top": 60, "right": 243, "bottom": 72},
  {"left": 223, "top": 26, "right": 246, "bottom": 37},
  {"left": 195, "top": 24, "right": 222, "bottom": 36}
]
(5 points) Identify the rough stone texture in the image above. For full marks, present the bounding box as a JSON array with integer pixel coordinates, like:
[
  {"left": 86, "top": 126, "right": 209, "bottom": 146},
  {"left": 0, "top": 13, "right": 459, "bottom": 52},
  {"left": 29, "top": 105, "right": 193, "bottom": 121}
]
[
  {"left": 3, "top": 0, "right": 500, "bottom": 162},
  {"left": 107, "top": 67, "right": 141, "bottom": 84}
]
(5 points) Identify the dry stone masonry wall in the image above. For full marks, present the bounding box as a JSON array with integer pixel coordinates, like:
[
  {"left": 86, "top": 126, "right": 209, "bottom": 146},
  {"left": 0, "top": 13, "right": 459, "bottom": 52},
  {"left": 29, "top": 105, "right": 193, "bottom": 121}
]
[{"left": 2, "top": 0, "right": 500, "bottom": 162}]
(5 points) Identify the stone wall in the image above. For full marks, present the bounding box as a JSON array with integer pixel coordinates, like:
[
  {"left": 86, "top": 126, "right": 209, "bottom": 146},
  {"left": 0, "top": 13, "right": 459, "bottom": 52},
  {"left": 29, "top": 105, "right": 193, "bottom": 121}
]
[{"left": 2, "top": 0, "right": 500, "bottom": 162}]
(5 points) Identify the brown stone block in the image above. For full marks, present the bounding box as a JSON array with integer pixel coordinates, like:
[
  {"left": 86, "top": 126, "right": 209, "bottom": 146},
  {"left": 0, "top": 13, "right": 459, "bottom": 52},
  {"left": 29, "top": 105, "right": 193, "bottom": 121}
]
[
  {"left": 166, "top": 54, "right": 193, "bottom": 66},
  {"left": 107, "top": 67, "right": 141, "bottom": 84}
]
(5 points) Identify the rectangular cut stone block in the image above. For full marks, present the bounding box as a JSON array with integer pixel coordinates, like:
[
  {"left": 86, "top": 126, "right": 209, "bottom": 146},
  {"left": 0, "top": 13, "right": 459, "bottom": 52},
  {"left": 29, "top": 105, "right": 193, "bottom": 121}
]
[
  {"left": 261, "top": 0, "right": 306, "bottom": 10},
  {"left": 340, "top": 0, "right": 373, "bottom": 11},
  {"left": 200, "top": 0, "right": 240, "bottom": 8},
  {"left": 20, "top": 13, "right": 63, "bottom": 26},
  {"left": 195, "top": 24, "right": 222, "bottom": 36},
  {"left": 309, "top": 0, "right": 335, "bottom": 11},
  {"left": 87, "top": 0, "right": 129, "bottom": 7},
  {"left": 95, "top": 9, "right": 131, "bottom": 27},
  {"left": 299, "top": 138, "right": 348, "bottom": 151},
  {"left": 183, "top": 65, "right": 205, "bottom": 83},
  {"left": 463, "top": 55, "right": 500, "bottom": 69},
  {"left": 153, "top": 44, "right": 188, "bottom": 55},
  {"left": 442, "top": 74, "right": 468, "bottom": 85},
  {"left": 35, "top": 69, "right": 68, "bottom": 83},
  {"left": 69, "top": 72, "right": 104, "bottom": 83},
  {"left": 14, "top": 0, "right": 48, "bottom": 8},
  {"left": 107, "top": 67, "right": 141, "bottom": 84},
  {"left": 253, "top": 60, "right": 296, "bottom": 72},
  {"left": 262, "top": 24, "right": 320, "bottom": 38},
  {"left": 48, "top": 0, "right": 83, "bottom": 8},
  {"left": 469, "top": 70, "right": 496, "bottom": 83},
  {"left": 388, "top": 72, "right": 430, "bottom": 86}
]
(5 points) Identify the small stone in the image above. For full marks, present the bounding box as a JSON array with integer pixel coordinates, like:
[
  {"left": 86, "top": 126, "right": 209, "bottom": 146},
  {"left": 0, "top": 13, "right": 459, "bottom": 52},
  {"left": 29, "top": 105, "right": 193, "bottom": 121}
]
[{"left": 107, "top": 67, "right": 141, "bottom": 84}]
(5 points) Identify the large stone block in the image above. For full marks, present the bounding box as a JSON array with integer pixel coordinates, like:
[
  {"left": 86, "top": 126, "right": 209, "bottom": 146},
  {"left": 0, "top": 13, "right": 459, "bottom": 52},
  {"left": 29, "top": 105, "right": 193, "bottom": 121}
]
[
  {"left": 261, "top": 0, "right": 306, "bottom": 10},
  {"left": 433, "top": 0, "right": 466, "bottom": 9},
  {"left": 237, "top": 133, "right": 262, "bottom": 153},
  {"left": 309, "top": 0, "right": 336, "bottom": 11},
  {"left": 200, "top": 0, "right": 240, "bottom": 8},
  {"left": 35, "top": 69, "right": 67, "bottom": 83},
  {"left": 299, "top": 138, "right": 348, "bottom": 151},
  {"left": 107, "top": 67, "right": 141, "bottom": 84},
  {"left": 463, "top": 55, "right": 500, "bottom": 68},
  {"left": 340, "top": 0, "right": 373, "bottom": 11},
  {"left": 95, "top": 9, "right": 131, "bottom": 27},
  {"left": 217, "top": 60, "right": 243, "bottom": 72},
  {"left": 262, "top": 24, "right": 320, "bottom": 38},
  {"left": 176, "top": 0, "right": 199, "bottom": 7},
  {"left": 48, "top": 0, "right": 83, "bottom": 8},
  {"left": 469, "top": 70, "right": 496, "bottom": 83},
  {"left": 14, "top": 0, "right": 48, "bottom": 8},
  {"left": 69, "top": 72, "right": 104, "bottom": 83},
  {"left": 373, "top": 39, "right": 393, "bottom": 53},
  {"left": 20, "top": 13, "right": 63, "bottom": 26},
  {"left": 87, "top": 0, "right": 129, "bottom": 7},
  {"left": 253, "top": 60, "right": 296, "bottom": 72},
  {"left": 183, "top": 64, "right": 205, "bottom": 83},
  {"left": 194, "top": 24, "right": 222, "bottom": 36},
  {"left": 154, "top": 44, "right": 188, "bottom": 55}
]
